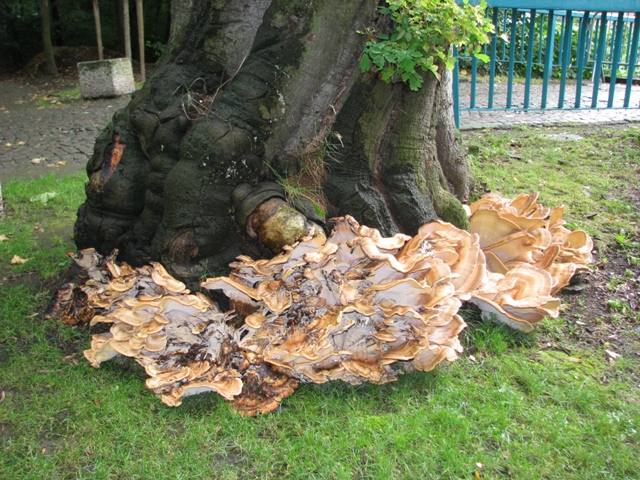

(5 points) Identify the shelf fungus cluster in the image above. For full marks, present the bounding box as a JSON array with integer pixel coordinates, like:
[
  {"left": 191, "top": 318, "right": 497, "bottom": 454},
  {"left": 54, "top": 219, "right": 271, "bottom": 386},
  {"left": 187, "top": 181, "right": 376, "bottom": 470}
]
[
  {"left": 55, "top": 249, "right": 297, "bottom": 414},
  {"left": 202, "top": 216, "right": 484, "bottom": 386},
  {"left": 55, "top": 192, "right": 592, "bottom": 414},
  {"left": 467, "top": 192, "right": 593, "bottom": 332}
]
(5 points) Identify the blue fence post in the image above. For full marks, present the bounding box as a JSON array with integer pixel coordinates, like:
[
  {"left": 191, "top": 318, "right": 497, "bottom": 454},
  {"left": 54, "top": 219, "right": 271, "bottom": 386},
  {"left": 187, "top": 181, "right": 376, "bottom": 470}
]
[
  {"left": 574, "top": 11, "right": 591, "bottom": 108},
  {"left": 608, "top": 12, "right": 626, "bottom": 107},
  {"left": 624, "top": 13, "right": 640, "bottom": 108},
  {"left": 470, "top": 55, "right": 478, "bottom": 108},
  {"left": 506, "top": 8, "right": 518, "bottom": 108},
  {"left": 524, "top": 9, "right": 537, "bottom": 109},
  {"left": 592, "top": 12, "right": 609, "bottom": 108},
  {"left": 541, "top": 10, "right": 557, "bottom": 109},
  {"left": 453, "top": 46, "right": 461, "bottom": 129},
  {"left": 558, "top": 10, "right": 573, "bottom": 108},
  {"left": 488, "top": 7, "right": 500, "bottom": 108}
]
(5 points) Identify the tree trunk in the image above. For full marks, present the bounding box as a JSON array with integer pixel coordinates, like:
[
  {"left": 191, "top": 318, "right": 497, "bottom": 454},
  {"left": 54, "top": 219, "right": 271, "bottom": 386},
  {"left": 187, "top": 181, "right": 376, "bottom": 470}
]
[
  {"left": 93, "top": 0, "right": 104, "bottom": 60},
  {"left": 123, "top": 0, "right": 132, "bottom": 59},
  {"left": 135, "top": 0, "right": 145, "bottom": 81},
  {"left": 40, "top": 0, "right": 58, "bottom": 76},
  {"left": 74, "top": 0, "right": 471, "bottom": 287}
]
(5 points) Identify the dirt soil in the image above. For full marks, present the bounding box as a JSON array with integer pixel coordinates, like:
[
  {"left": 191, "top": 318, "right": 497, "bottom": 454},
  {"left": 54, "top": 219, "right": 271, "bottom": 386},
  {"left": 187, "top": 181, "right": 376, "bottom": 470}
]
[{"left": 555, "top": 251, "right": 639, "bottom": 357}]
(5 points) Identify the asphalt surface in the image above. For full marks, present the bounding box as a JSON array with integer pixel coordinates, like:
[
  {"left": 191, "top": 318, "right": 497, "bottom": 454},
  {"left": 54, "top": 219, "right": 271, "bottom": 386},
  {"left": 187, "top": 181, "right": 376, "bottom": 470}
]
[{"left": 1, "top": 78, "right": 639, "bottom": 183}]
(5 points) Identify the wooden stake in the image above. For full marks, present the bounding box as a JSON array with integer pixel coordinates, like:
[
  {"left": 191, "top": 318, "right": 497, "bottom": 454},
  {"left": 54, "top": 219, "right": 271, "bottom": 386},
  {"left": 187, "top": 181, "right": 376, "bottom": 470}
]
[
  {"left": 123, "top": 0, "right": 131, "bottom": 59},
  {"left": 92, "top": 0, "right": 103, "bottom": 60},
  {"left": 135, "top": 0, "right": 145, "bottom": 81}
]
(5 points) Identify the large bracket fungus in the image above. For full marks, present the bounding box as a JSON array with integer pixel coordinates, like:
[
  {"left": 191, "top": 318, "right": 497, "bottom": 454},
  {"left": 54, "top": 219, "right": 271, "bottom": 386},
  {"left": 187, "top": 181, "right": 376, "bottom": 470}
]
[
  {"left": 55, "top": 192, "right": 592, "bottom": 414},
  {"left": 466, "top": 193, "right": 593, "bottom": 331}
]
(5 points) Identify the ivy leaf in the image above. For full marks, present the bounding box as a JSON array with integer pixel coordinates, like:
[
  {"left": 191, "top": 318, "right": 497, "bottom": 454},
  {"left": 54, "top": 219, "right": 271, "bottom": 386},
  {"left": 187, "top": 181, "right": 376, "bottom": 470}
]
[
  {"left": 359, "top": 54, "right": 371, "bottom": 72},
  {"left": 376, "top": 33, "right": 389, "bottom": 40},
  {"left": 381, "top": 68, "right": 395, "bottom": 83},
  {"left": 475, "top": 53, "right": 490, "bottom": 63},
  {"left": 408, "top": 76, "right": 422, "bottom": 91},
  {"left": 445, "top": 56, "right": 457, "bottom": 69}
]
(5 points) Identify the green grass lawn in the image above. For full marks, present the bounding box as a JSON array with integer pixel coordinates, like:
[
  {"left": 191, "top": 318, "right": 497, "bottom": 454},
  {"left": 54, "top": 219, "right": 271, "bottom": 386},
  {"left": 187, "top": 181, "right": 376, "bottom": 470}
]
[{"left": 1, "top": 124, "right": 639, "bottom": 479}]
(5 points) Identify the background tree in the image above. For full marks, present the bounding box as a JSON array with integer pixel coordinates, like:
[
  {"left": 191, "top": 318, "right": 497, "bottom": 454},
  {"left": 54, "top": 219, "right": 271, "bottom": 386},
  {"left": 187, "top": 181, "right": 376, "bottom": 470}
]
[
  {"left": 0, "top": 0, "right": 171, "bottom": 74},
  {"left": 74, "top": 0, "right": 490, "bottom": 286},
  {"left": 39, "top": 0, "right": 58, "bottom": 75},
  {"left": 92, "top": 0, "right": 104, "bottom": 60},
  {"left": 122, "top": 0, "right": 131, "bottom": 59}
]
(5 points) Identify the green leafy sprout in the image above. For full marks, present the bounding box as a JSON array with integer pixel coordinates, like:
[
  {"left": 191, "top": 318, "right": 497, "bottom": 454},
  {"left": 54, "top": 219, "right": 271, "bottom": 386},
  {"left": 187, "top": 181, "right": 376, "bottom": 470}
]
[{"left": 359, "top": 0, "right": 493, "bottom": 91}]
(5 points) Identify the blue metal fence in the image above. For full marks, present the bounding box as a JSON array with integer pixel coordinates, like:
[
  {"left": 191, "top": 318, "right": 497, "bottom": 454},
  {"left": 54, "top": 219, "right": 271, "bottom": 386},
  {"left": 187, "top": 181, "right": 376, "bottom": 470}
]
[{"left": 453, "top": 1, "right": 640, "bottom": 128}]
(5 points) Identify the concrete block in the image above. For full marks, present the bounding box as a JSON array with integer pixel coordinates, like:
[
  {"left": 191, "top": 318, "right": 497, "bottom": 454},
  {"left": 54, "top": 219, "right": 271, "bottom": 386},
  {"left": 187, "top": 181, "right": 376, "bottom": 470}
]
[{"left": 78, "top": 58, "right": 135, "bottom": 99}]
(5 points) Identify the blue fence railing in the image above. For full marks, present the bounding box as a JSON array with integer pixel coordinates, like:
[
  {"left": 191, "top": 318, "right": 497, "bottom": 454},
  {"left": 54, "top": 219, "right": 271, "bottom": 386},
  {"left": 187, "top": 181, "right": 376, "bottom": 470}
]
[{"left": 453, "top": 1, "right": 640, "bottom": 128}]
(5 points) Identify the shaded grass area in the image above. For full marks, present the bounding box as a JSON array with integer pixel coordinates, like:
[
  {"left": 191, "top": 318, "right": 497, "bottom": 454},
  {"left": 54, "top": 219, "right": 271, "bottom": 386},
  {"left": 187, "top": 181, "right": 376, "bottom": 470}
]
[{"left": 2, "top": 125, "right": 640, "bottom": 479}]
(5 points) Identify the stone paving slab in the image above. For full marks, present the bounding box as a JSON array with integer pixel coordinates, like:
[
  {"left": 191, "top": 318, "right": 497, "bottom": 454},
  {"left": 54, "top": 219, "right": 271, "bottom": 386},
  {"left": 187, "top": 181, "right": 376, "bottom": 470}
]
[{"left": 1, "top": 79, "right": 639, "bottom": 182}]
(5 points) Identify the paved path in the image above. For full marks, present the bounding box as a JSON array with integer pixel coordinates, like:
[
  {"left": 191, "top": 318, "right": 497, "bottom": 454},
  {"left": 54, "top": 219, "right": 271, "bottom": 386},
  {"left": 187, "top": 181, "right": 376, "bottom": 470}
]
[
  {"left": 1, "top": 78, "right": 639, "bottom": 182},
  {"left": 458, "top": 80, "right": 640, "bottom": 129},
  {"left": 0, "top": 80, "right": 129, "bottom": 182}
]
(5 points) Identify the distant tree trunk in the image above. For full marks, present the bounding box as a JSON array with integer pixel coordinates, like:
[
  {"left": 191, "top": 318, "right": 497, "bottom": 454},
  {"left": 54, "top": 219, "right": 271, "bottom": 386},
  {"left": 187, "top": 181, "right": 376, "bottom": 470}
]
[
  {"left": 93, "top": 0, "right": 104, "bottom": 60},
  {"left": 135, "top": 0, "right": 145, "bottom": 81},
  {"left": 50, "top": 0, "right": 61, "bottom": 45},
  {"left": 113, "top": 0, "right": 124, "bottom": 54},
  {"left": 75, "top": 0, "right": 471, "bottom": 287},
  {"left": 123, "top": 0, "right": 132, "bottom": 59},
  {"left": 39, "top": 0, "right": 58, "bottom": 76}
]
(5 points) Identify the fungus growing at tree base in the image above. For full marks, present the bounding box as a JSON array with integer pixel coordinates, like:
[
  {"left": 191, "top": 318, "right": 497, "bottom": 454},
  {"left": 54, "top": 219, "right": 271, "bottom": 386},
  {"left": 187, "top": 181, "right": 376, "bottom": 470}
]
[{"left": 53, "top": 193, "right": 592, "bottom": 415}]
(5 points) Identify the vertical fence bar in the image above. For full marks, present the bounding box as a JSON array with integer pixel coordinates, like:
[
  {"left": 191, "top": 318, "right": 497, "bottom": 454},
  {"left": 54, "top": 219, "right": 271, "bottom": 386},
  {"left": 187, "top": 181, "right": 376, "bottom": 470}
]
[
  {"left": 470, "top": 55, "right": 478, "bottom": 108},
  {"left": 507, "top": 8, "right": 518, "bottom": 108},
  {"left": 520, "top": 12, "right": 526, "bottom": 61},
  {"left": 589, "top": 15, "right": 600, "bottom": 79},
  {"left": 608, "top": 12, "right": 626, "bottom": 108},
  {"left": 501, "top": 9, "right": 508, "bottom": 60},
  {"left": 524, "top": 9, "right": 537, "bottom": 109},
  {"left": 558, "top": 12, "right": 566, "bottom": 68},
  {"left": 624, "top": 17, "right": 632, "bottom": 65},
  {"left": 453, "top": 46, "right": 460, "bottom": 129},
  {"left": 559, "top": 10, "right": 573, "bottom": 108},
  {"left": 541, "top": 10, "right": 556, "bottom": 109},
  {"left": 592, "top": 12, "right": 609, "bottom": 108},
  {"left": 624, "top": 13, "right": 640, "bottom": 108},
  {"left": 488, "top": 7, "right": 499, "bottom": 109},
  {"left": 575, "top": 11, "right": 591, "bottom": 108},
  {"left": 537, "top": 14, "right": 544, "bottom": 64}
]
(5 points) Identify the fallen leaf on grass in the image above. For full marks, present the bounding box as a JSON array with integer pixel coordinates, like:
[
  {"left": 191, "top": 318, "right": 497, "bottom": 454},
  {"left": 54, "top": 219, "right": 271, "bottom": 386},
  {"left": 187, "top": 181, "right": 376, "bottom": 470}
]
[
  {"left": 0, "top": 235, "right": 8, "bottom": 242},
  {"left": 56, "top": 160, "right": 67, "bottom": 166},
  {"left": 0, "top": 391, "right": 5, "bottom": 403},
  {"left": 10, "top": 255, "right": 29, "bottom": 264},
  {"left": 16, "top": 141, "right": 25, "bottom": 146},
  {"left": 568, "top": 357, "right": 583, "bottom": 363},
  {"left": 605, "top": 350, "right": 621, "bottom": 360},
  {"left": 4, "top": 143, "right": 12, "bottom": 147},
  {"left": 30, "top": 192, "right": 57, "bottom": 204},
  {"left": 31, "top": 158, "right": 44, "bottom": 164}
]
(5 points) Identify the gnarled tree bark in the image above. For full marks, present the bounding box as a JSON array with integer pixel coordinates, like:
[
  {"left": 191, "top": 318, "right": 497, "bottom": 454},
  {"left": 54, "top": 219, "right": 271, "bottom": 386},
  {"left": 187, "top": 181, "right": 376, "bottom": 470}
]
[{"left": 75, "top": 0, "right": 471, "bottom": 287}]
